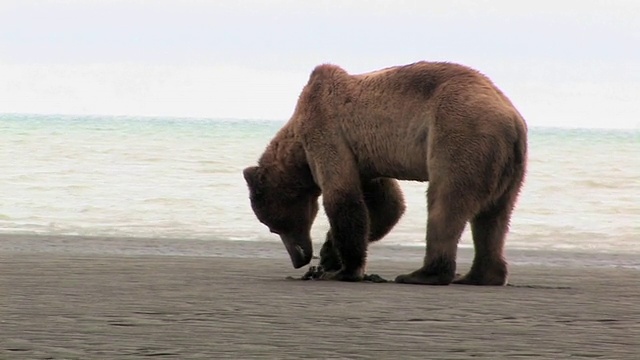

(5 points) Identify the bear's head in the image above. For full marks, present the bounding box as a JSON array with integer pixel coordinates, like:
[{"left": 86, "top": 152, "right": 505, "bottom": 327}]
[{"left": 243, "top": 165, "right": 320, "bottom": 269}]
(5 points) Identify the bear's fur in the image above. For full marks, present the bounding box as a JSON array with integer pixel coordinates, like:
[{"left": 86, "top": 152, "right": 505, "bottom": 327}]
[{"left": 243, "top": 61, "right": 527, "bottom": 285}]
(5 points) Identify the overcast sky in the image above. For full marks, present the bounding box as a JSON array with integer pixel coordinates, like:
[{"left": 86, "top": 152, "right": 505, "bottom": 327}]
[{"left": 1, "top": 0, "right": 638, "bottom": 128}]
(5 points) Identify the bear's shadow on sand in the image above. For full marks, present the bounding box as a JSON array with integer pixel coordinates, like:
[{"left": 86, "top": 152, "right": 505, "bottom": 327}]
[{"left": 286, "top": 265, "right": 572, "bottom": 289}]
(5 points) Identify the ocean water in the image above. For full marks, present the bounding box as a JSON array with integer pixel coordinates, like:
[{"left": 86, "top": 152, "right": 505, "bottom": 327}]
[{"left": 1, "top": 114, "right": 638, "bottom": 256}]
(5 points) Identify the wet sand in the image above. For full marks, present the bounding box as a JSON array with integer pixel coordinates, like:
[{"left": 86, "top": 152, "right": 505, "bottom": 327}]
[{"left": 1, "top": 236, "right": 639, "bottom": 359}]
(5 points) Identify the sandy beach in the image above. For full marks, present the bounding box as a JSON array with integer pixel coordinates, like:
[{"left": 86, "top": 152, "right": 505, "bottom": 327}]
[{"left": 1, "top": 235, "right": 639, "bottom": 359}]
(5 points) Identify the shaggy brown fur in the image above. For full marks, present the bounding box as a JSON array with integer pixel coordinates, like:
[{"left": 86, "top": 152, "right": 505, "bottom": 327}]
[{"left": 243, "top": 61, "right": 527, "bottom": 285}]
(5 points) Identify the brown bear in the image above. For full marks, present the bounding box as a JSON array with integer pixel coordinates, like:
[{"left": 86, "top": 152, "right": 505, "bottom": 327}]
[{"left": 243, "top": 61, "right": 527, "bottom": 285}]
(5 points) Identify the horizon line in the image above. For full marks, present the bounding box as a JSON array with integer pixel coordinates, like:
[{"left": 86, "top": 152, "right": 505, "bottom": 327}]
[{"left": 1, "top": 111, "right": 638, "bottom": 131}]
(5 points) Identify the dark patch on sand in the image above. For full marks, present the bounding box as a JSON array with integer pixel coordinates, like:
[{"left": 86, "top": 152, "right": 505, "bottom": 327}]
[
  {"left": 507, "top": 283, "right": 572, "bottom": 289},
  {"left": 286, "top": 265, "right": 390, "bottom": 283}
]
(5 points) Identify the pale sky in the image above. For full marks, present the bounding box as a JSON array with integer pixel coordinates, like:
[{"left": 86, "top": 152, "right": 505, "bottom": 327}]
[{"left": 1, "top": 0, "right": 639, "bottom": 128}]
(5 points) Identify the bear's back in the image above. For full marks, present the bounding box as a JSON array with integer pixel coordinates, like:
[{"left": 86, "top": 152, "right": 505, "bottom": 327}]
[{"left": 291, "top": 62, "right": 524, "bottom": 181}]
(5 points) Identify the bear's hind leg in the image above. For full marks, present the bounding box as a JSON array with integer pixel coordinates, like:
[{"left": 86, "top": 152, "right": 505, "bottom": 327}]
[
  {"left": 363, "top": 178, "right": 406, "bottom": 242},
  {"left": 453, "top": 198, "right": 513, "bottom": 286},
  {"left": 395, "top": 185, "right": 475, "bottom": 285}
]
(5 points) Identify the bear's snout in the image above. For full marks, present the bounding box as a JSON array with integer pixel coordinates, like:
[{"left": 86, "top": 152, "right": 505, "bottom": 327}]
[{"left": 281, "top": 234, "right": 313, "bottom": 269}]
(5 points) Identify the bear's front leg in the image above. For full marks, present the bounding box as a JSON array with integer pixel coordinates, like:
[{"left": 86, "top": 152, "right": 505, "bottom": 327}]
[
  {"left": 320, "top": 191, "right": 370, "bottom": 282},
  {"left": 318, "top": 230, "right": 342, "bottom": 272}
]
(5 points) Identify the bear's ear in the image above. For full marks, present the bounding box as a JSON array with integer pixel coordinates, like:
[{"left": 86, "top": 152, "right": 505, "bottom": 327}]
[{"left": 243, "top": 166, "right": 260, "bottom": 187}]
